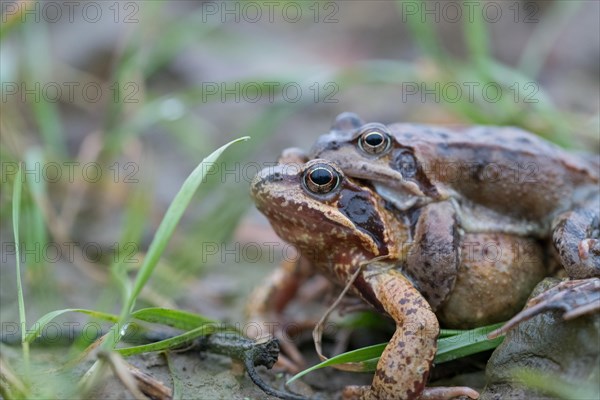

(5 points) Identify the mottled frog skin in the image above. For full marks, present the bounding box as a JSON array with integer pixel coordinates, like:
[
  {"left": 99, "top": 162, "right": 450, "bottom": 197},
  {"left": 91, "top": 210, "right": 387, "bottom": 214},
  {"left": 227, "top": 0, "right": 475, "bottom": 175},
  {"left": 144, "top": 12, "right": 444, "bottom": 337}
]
[
  {"left": 250, "top": 159, "right": 546, "bottom": 399},
  {"left": 311, "top": 113, "right": 600, "bottom": 279}
]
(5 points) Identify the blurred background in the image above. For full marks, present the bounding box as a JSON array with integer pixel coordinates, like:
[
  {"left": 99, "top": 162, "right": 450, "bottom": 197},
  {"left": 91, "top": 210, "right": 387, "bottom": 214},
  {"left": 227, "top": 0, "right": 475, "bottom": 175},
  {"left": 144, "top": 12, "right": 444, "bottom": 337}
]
[{"left": 1, "top": 0, "right": 599, "bottom": 398}]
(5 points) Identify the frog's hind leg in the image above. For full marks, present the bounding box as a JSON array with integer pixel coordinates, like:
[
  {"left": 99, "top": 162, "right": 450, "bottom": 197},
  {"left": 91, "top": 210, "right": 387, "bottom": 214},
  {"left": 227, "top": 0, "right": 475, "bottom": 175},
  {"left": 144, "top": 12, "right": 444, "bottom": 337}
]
[
  {"left": 343, "top": 270, "right": 478, "bottom": 400},
  {"left": 552, "top": 206, "right": 600, "bottom": 279}
]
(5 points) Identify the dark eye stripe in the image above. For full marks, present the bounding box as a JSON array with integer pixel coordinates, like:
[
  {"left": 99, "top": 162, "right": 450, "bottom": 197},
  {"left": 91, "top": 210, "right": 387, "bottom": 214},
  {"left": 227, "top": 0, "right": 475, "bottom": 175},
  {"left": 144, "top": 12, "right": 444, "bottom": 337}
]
[{"left": 338, "top": 189, "right": 386, "bottom": 252}]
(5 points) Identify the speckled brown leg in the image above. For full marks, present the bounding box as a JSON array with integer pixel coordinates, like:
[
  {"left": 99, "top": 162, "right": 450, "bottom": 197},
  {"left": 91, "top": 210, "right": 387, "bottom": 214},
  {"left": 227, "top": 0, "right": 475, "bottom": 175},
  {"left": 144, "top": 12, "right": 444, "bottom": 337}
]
[{"left": 343, "top": 269, "right": 478, "bottom": 400}]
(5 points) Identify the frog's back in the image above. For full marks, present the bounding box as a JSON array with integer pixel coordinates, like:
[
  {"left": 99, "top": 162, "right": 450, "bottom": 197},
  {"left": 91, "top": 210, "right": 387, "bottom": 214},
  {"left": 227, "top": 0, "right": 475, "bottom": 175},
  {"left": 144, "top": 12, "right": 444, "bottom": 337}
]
[
  {"left": 392, "top": 124, "right": 587, "bottom": 163},
  {"left": 390, "top": 123, "right": 598, "bottom": 181},
  {"left": 389, "top": 123, "right": 599, "bottom": 223}
]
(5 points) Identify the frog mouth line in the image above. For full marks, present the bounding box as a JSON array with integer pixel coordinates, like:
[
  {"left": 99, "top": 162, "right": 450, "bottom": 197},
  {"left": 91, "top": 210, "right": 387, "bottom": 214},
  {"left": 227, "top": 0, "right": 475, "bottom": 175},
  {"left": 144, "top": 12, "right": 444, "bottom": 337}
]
[
  {"left": 374, "top": 183, "right": 430, "bottom": 211},
  {"left": 330, "top": 159, "right": 429, "bottom": 199}
]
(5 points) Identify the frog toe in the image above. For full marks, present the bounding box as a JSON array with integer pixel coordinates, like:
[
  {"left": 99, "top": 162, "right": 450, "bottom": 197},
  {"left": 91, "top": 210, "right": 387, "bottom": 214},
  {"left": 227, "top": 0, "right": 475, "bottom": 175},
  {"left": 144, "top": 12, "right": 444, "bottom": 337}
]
[
  {"left": 552, "top": 208, "right": 600, "bottom": 278},
  {"left": 342, "top": 385, "right": 369, "bottom": 400},
  {"left": 419, "top": 386, "right": 479, "bottom": 399},
  {"left": 343, "top": 385, "right": 480, "bottom": 400},
  {"left": 578, "top": 238, "right": 600, "bottom": 273}
]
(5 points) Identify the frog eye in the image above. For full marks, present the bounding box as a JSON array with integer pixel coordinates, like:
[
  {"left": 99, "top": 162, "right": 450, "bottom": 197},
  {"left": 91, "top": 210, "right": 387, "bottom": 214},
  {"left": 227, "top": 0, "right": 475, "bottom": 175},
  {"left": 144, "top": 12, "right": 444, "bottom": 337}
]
[
  {"left": 303, "top": 163, "right": 340, "bottom": 194},
  {"left": 358, "top": 124, "right": 391, "bottom": 155}
]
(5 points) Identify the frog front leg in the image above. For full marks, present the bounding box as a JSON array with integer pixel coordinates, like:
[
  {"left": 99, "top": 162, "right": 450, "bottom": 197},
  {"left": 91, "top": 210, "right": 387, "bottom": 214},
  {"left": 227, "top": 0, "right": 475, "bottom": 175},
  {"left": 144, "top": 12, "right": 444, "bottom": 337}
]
[
  {"left": 404, "top": 201, "right": 461, "bottom": 311},
  {"left": 344, "top": 269, "right": 478, "bottom": 400}
]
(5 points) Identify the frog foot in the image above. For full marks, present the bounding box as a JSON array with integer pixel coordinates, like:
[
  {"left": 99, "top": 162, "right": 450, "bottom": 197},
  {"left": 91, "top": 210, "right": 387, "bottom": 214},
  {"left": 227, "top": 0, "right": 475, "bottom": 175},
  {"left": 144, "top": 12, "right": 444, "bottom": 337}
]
[
  {"left": 553, "top": 208, "right": 600, "bottom": 279},
  {"left": 488, "top": 278, "right": 600, "bottom": 339},
  {"left": 342, "top": 385, "right": 479, "bottom": 399}
]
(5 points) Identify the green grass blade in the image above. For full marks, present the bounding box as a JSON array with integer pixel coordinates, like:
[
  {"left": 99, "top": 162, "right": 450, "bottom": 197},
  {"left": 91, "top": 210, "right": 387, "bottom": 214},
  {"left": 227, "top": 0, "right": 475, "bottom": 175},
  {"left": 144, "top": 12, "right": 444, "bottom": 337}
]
[
  {"left": 396, "top": 0, "right": 446, "bottom": 61},
  {"left": 287, "top": 343, "right": 386, "bottom": 384},
  {"left": 23, "top": 148, "right": 58, "bottom": 310},
  {"left": 463, "top": 5, "right": 490, "bottom": 66},
  {"left": 438, "top": 328, "right": 466, "bottom": 338},
  {"left": 435, "top": 322, "right": 504, "bottom": 363},
  {"left": 131, "top": 308, "right": 218, "bottom": 331},
  {"left": 12, "top": 164, "right": 29, "bottom": 365},
  {"left": 288, "top": 322, "right": 506, "bottom": 384},
  {"left": 125, "top": 136, "right": 250, "bottom": 312},
  {"left": 165, "top": 354, "right": 184, "bottom": 400},
  {"left": 0, "top": 4, "right": 22, "bottom": 41},
  {"left": 98, "top": 136, "right": 250, "bottom": 354},
  {"left": 518, "top": 1, "right": 583, "bottom": 78},
  {"left": 22, "top": 23, "right": 66, "bottom": 157},
  {"left": 24, "top": 309, "right": 119, "bottom": 343},
  {"left": 115, "top": 323, "right": 230, "bottom": 357}
]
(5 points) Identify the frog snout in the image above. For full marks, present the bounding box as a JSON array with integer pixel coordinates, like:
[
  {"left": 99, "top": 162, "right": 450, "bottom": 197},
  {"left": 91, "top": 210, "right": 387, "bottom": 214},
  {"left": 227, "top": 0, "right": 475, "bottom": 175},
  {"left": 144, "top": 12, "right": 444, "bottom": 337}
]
[
  {"left": 250, "top": 165, "right": 289, "bottom": 202},
  {"left": 310, "top": 135, "right": 340, "bottom": 158}
]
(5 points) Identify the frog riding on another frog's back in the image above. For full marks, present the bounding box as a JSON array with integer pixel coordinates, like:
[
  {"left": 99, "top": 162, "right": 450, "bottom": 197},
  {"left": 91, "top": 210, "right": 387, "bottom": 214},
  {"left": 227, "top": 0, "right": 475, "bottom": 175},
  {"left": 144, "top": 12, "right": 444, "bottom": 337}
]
[{"left": 248, "top": 113, "right": 600, "bottom": 400}]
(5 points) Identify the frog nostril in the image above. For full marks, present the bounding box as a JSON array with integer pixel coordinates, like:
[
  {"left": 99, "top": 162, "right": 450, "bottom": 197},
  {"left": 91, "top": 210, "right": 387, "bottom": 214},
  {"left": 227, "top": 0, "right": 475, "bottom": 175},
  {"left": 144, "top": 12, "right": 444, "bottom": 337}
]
[{"left": 324, "top": 140, "right": 339, "bottom": 151}]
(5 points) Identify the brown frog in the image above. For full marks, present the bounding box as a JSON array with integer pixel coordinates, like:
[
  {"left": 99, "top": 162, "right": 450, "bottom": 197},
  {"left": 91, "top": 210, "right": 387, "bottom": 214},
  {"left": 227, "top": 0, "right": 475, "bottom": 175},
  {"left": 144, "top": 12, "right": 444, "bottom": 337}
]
[
  {"left": 249, "top": 158, "right": 547, "bottom": 399},
  {"left": 310, "top": 113, "right": 600, "bottom": 280}
]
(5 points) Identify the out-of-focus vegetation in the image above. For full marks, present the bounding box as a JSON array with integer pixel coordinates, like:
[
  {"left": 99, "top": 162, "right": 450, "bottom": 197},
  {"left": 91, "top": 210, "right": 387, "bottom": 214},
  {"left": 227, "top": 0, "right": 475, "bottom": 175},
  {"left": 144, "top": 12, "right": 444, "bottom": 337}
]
[{"left": 1, "top": 0, "right": 598, "bottom": 398}]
